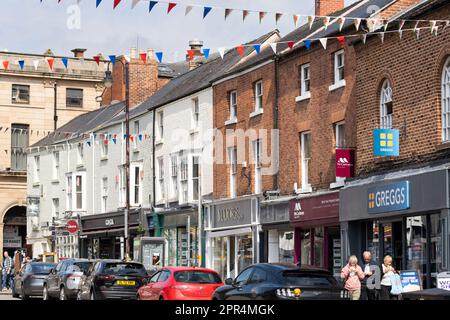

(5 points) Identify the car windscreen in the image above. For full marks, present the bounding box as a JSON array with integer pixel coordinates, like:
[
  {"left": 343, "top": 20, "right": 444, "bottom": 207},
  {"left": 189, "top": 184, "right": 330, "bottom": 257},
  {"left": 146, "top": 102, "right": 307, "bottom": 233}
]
[
  {"left": 102, "top": 263, "right": 147, "bottom": 276},
  {"left": 31, "top": 264, "right": 55, "bottom": 274},
  {"left": 282, "top": 271, "right": 338, "bottom": 287},
  {"left": 174, "top": 271, "right": 222, "bottom": 284}
]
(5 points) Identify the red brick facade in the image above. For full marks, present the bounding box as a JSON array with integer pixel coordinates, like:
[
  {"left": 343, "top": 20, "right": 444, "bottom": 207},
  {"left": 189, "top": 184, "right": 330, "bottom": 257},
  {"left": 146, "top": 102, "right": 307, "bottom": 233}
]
[
  {"left": 315, "top": 0, "right": 344, "bottom": 16},
  {"left": 354, "top": 3, "right": 450, "bottom": 176}
]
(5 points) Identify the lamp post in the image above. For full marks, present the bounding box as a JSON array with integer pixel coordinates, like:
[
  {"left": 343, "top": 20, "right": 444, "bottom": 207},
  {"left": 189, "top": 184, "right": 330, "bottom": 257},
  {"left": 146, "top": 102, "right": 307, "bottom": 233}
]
[{"left": 103, "top": 59, "right": 131, "bottom": 260}]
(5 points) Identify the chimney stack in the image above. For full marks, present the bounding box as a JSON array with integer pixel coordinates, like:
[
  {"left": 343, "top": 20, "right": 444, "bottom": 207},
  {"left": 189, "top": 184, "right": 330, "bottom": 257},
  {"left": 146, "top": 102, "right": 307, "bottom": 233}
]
[
  {"left": 315, "top": 0, "right": 344, "bottom": 17},
  {"left": 130, "top": 47, "right": 137, "bottom": 60},
  {"left": 147, "top": 48, "right": 154, "bottom": 61},
  {"left": 71, "top": 48, "right": 86, "bottom": 58},
  {"left": 186, "top": 39, "right": 205, "bottom": 70}
]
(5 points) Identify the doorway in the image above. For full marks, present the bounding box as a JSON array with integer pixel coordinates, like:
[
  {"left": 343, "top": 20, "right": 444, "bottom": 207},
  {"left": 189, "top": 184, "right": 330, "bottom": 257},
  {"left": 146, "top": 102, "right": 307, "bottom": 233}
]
[{"left": 2, "top": 206, "right": 27, "bottom": 257}]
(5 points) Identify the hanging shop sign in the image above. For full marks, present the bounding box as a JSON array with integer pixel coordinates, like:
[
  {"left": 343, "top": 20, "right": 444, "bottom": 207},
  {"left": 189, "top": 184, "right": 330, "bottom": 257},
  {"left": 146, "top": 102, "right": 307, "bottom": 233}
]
[
  {"left": 373, "top": 128, "right": 399, "bottom": 157},
  {"left": 336, "top": 148, "right": 355, "bottom": 178}
]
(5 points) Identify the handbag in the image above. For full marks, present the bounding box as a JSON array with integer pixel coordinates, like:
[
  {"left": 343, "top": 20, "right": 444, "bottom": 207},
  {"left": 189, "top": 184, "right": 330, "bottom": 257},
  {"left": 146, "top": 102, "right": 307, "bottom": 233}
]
[{"left": 390, "top": 273, "right": 403, "bottom": 295}]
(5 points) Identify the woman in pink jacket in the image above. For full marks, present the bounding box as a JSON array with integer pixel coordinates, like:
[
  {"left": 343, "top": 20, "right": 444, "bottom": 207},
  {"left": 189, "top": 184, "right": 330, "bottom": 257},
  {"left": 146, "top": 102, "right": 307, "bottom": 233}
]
[{"left": 341, "top": 255, "right": 365, "bottom": 300}]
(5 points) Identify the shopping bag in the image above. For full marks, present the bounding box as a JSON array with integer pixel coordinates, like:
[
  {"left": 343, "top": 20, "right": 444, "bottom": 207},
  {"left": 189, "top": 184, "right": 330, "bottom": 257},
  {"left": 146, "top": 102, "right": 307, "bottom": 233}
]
[{"left": 390, "top": 273, "right": 403, "bottom": 295}]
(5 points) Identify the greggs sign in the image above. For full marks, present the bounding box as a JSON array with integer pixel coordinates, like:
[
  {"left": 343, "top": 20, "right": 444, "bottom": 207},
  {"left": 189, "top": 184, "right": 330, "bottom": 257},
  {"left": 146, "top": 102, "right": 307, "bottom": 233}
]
[{"left": 367, "top": 181, "right": 410, "bottom": 214}]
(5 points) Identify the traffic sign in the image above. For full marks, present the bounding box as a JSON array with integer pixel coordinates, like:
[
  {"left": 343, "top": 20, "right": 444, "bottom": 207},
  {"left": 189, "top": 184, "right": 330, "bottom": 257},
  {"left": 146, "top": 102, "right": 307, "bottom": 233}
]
[{"left": 66, "top": 220, "right": 79, "bottom": 234}]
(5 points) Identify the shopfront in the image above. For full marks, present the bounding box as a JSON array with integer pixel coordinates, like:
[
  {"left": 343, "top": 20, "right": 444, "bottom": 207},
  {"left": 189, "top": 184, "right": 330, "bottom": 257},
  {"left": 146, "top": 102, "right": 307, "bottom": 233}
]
[
  {"left": 259, "top": 197, "right": 295, "bottom": 264},
  {"left": 289, "top": 191, "right": 342, "bottom": 276},
  {"left": 340, "top": 168, "right": 450, "bottom": 289},
  {"left": 79, "top": 209, "right": 141, "bottom": 260},
  {"left": 205, "top": 196, "right": 260, "bottom": 279},
  {"left": 158, "top": 207, "right": 199, "bottom": 267}
]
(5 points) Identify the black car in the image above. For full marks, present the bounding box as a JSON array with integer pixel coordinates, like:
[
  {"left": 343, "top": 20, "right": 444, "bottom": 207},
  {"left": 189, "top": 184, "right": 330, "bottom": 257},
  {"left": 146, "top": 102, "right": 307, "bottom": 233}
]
[
  {"left": 43, "top": 258, "right": 92, "bottom": 300},
  {"left": 12, "top": 262, "right": 56, "bottom": 299},
  {"left": 77, "top": 260, "right": 149, "bottom": 300},
  {"left": 213, "top": 263, "right": 348, "bottom": 300}
]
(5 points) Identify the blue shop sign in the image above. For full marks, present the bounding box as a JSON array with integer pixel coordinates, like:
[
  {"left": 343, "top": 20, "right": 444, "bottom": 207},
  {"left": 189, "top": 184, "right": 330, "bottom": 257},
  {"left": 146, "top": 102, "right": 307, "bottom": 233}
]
[
  {"left": 373, "top": 128, "right": 399, "bottom": 157},
  {"left": 368, "top": 181, "right": 410, "bottom": 214}
]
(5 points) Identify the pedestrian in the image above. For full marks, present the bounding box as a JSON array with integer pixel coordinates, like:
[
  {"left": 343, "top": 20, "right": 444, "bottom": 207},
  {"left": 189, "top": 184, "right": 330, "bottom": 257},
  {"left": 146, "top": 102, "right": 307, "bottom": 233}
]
[
  {"left": 341, "top": 255, "right": 365, "bottom": 300},
  {"left": 380, "top": 255, "right": 399, "bottom": 300},
  {"left": 2, "top": 251, "right": 13, "bottom": 291},
  {"left": 360, "top": 251, "right": 379, "bottom": 300}
]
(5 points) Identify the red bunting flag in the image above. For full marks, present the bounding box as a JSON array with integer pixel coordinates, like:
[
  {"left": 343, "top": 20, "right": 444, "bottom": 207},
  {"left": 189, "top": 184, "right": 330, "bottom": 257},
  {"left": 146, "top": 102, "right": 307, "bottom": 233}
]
[
  {"left": 225, "top": 8, "right": 233, "bottom": 20},
  {"left": 167, "top": 2, "right": 177, "bottom": 14},
  {"left": 130, "top": 135, "right": 134, "bottom": 142},
  {"left": 3, "top": 61, "right": 9, "bottom": 70},
  {"left": 259, "top": 12, "right": 266, "bottom": 24},
  {"left": 287, "top": 41, "right": 294, "bottom": 49},
  {"left": 236, "top": 45, "right": 244, "bottom": 57},
  {"left": 47, "top": 58, "right": 54, "bottom": 71},
  {"left": 140, "top": 52, "right": 147, "bottom": 63},
  {"left": 243, "top": 10, "right": 249, "bottom": 22},
  {"left": 293, "top": 14, "right": 299, "bottom": 27},
  {"left": 113, "top": 0, "right": 122, "bottom": 9},
  {"left": 93, "top": 56, "right": 100, "bottom": 65},
  {"left": 187, "top": 50, "right": 195, "bottom": 61},
  {"left": 337, "top": 36, "right": 345, "bottom": 48}
]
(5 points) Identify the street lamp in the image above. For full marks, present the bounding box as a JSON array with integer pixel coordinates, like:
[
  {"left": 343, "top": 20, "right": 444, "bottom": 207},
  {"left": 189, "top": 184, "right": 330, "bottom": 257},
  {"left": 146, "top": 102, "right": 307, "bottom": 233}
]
[{"left": 103, "top": 59, "right": 131, "bottom": 261}]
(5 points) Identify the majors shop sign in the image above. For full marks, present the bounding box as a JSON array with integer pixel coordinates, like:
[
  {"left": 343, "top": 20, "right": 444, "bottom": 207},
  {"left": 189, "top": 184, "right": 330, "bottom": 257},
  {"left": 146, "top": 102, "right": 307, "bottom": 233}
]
[{"left": 368, "top": 181, "right": 410, "bottom": 214}]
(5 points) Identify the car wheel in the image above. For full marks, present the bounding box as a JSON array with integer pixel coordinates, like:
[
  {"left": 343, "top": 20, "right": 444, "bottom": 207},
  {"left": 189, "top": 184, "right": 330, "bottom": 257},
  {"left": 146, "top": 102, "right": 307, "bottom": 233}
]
[
  {"left": 21, "top": 286, "right": 29, "bottom": 300},
  {"left": 42, "top": 285, "right": 50, "bottom": 301},
  {"left": 59, "top": 287, "right": 66, "bottom": 300}
]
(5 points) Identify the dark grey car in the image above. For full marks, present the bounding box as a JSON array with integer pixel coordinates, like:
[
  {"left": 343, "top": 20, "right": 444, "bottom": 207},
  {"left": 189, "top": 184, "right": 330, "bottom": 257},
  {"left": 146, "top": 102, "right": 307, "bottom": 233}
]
[
  {"left": 12, "top": 263, "right": 56, "bottom": 299},
  {"left": 42, "top": 259, "right": 92, "bottom": 300}
]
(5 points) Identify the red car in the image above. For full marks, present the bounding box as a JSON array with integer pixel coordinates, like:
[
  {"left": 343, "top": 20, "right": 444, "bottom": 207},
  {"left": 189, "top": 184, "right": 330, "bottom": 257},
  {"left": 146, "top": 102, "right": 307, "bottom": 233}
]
[{"left": 137, "top": 267, "right": 223, "bottom": 300}]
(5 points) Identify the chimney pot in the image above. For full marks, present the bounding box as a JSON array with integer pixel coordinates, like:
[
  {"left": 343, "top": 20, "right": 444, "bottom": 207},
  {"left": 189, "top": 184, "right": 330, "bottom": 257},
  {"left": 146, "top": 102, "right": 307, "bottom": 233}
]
[
  {"left": 71, "top": 48, "right": 86, "bottom": 58},
  {"left": 147, "top": 48, "right": 154, "bottom": 61},
  {"left": 130, "top": 47, "right": 137, "bottom": 59}
]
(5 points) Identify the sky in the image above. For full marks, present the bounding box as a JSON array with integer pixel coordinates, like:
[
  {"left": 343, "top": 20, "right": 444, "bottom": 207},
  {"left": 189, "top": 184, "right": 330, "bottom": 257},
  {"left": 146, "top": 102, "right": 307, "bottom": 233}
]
[{"left": 1, "top": 0, "right": 358, "bottom": 62}]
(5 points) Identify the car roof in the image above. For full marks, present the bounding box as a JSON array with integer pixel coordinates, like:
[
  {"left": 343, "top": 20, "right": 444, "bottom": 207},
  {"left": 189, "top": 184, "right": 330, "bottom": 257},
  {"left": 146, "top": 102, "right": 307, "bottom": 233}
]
[
  {"left": 29, "top": 262, "right": 56, "bottom": 265},
  {"left": 251, "top": 263, "right": 332, "bottom": 274},
  {"left": 99, "top": 259, "right": 143, "bottom": 264},
  {"left": 162, "top": 266, "right": 219, "bottom": 273}
]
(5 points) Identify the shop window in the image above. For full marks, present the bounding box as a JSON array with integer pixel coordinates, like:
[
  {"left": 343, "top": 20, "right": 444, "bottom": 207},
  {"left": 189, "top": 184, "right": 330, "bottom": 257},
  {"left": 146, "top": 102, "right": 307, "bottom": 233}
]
[
  {"left": 212, "top": 237, "right": 228, "bottom": 279},
  {"left": 300, "top": 229, "right": 312, "bottom": 266},
  {"left": 313, "top": 228, "right": 324, "bottom": 267},
  {"left": 442, "top": 57, "right": 450, "bottom": 142},
  {"left": 380, "top": 79, "right": 393, "bottom": 129},
  {"left": 164, "top": 228, "right": 177, "bottom": 266},
  {"left": 237, "top": 234, "right": 253, "bottom": 272},
  {"left": 279, "top": 231, "right": 295, "bottom": 264}
]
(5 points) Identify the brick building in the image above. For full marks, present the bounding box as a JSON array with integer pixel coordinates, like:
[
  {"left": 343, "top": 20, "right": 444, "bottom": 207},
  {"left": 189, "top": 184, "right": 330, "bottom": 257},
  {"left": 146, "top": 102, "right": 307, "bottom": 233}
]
[{"left": 340, "top": 0, "right": 450, "bottom": 288}]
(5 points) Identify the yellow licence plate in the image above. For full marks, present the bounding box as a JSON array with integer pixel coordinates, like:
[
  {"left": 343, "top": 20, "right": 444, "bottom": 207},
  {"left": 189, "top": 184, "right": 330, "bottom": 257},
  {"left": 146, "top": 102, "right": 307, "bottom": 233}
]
[{"left": 116, "top": 280, "right": 136, "bottom": 286}]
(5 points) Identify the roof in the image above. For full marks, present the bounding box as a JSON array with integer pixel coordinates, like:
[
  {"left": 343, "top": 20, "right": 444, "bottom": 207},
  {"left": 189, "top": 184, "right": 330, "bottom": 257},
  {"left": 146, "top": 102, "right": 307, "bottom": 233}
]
[
  {"left": 158, "top": 61, "right": 190, "bottom": 78},
  {"left": 213, "top": 0, "right": 396, "bottom": 80},
  {"left": 397, "top": 0, "right": 448, "bottom": 19}
]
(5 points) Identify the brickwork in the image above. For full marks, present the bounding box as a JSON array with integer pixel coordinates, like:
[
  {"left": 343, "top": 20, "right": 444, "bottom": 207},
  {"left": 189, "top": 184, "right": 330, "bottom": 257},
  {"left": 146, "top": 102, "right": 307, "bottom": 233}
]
[{"left": 315, "top": 0, "right": 344, "bottom": 16}]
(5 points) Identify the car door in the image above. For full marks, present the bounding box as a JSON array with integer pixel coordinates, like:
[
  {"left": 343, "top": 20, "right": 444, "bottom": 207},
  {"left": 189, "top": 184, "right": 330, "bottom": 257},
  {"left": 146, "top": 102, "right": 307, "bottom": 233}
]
[
  {"left": 47, "top": 261, "right": 63, "bottom": 296},
  {"left": 246, "top": 267, "right": 268, "bottom": 299},
  {"left": 150, "top": 270, "right": 171, "bottom": 300},
  {"left": 224, "top": 267, "right": 254, "bottom": 300},
  {"left": 79, "top": 262, "right": 95, "bottom": 299},
  {"left": 14, "top": 265, "right": 27, "bottom": 294},
  {"left": 140, "top": 271, "right": 161, "bottom": 300}
]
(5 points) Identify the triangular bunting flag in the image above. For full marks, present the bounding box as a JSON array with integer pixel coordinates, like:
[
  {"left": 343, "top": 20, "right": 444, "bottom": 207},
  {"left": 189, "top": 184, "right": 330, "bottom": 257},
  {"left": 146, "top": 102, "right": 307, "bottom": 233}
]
[
  {"left": 93, "top": 55, "right": 100, "bottom": 65},
  {"left": 130, "top": 135, "right": 134, "bottom": 142},
  {"left": 202, "top": 48, "right": 210, "bottom": 59},
  {"left": 47, "top": 58, "right": 54, "bottom": 71},
  {"left": 293, "top": 15, "right": 300, "bottom": 27},
  {"left": 415, "top": 28, "right": 421, "bottom": 40},
  {"left": 139, "top": 134, "right": 143, "bottom": 141},
  {"left": 253, "top": 44, "right": 261, "bottom": 55},
  {"left": 308, "top": 16, "right": 315, "bottom": 29},
  {"left": 113, "top": 0, "right": 121, "bottom": 9},
  {"left": 259, "top": 12, "right": 266, "bottom": 24},
  {"left": 399, "top": 30, "right": 403, "bottom": 40},
  {"left": 337, "top": 36, "right": 345, "bottom": 48},
  {"left": 319, "top": 38, "right": 327, "bottom": 50},
  {"left": 323, "top": 16, "right": 331, "bottom": 30},
  {"left": 62, "top": 57, "right": 69, "bottom": 68},
  {"left": 3, "top": 61, "right": 9, "bottom": 70},
  {"left": 384, "top": 21, "right": 389, "bottom": 32},
  {"left": 33, "top": 60, "right": 39, "bottom": 70},
  {"left": 338, "top": 17, "right": 346, "bottom": 31},
  {"left": 302, "top": 40, "right": 309, "bottom": 50},
  {"left": 399, "top": 20, "right": 406, "bottom": 30},
  {"left": 140, "top": 52, "right": 147, "bottom": 63},
  {"left": 187, "top": 50, "right": 194, "bottom": 61},
  {"left": 131, "top": 0, "right": 140, "bottom": 9},
  {"left": 354, "top": 18, "right": 361, "bottom": 31},
  {"left": 155, "top": 52, "right": 163, "bottom": 63},
  {"left": 18, "top": 60, "right": 25, "bottom": 71},
  {"left": 275, "top": 13, "right": 282, "bottom": 25},
  {"left": 432, "top": 26, "right": 439, "bottom": 36},
  {"left": 108, "top": 55, "right": 116, "bottom": 65},
  {"left": 430, "top": 20, "right": 437, "bottom": 30},
  {"left": 362, "top": 34, "right": 367, "bottom": 44},
  {"left": 243, "top": 10, "right": 249, "bottom": 22},
  {"left": 149, "top": 1, "right": 157, "bottom": 12},
  {"left": 380, "top": 33, "right": 385, "bottom": 44},
  {"left": 96, "top": 0, "right": 102, "bottom": 8},
  {"left": 185, "top": 5, "right": 193, "bottom": 16},
  {"left": 218, "top": 48, "right": 225, "bottom": 59},
  {"left": 236, "top": 45, "right": 244, "bottom": 57},
  {"left": 270, "top": 43, "right": 277, "bottom": 54},
  {"left": 225, "top": 8, "right": 232, "bottom": 20},
  {"left": 203, "top": 7, "right": 212, "bottom": 19},
  {"left": 167, "top": 3, "right": 177, "bottom": 14}
]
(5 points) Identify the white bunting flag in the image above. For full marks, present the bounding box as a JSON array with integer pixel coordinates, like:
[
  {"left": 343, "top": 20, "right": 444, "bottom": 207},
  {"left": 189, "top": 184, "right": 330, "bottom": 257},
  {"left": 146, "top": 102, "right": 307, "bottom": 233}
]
[
  {"left": 185, "top": 5, "right": 193, "bottom": 16},
  {"left": 218, "top": 48, "right": 225, "bottom": 59},
  {"left": 399, "top": 20, "right": 406, "bottom": 30},
  {"left": 33, "top": 59, "right": 40, "bottom": 71},
  {"left": 399, "top": 29, "right": 403, "bottom": 40},
  {"left": 362, "top": 34, "right": 367, "bottom": 44},
  {"left": 415, "top": 28, "right": 421, "bottom": 40},
  {"left": 131, "top": 0, "right": 140, "bottom": 9},
  {"left": 308, "top": 16, "right": 315, "bottom": 29},
  {"left": 369, "top": 19, "right": 378, "bottom": 32},
  {"left": 430, "top": 20, "right": 437, "bottom": 30},
  {"left": 338, "top": 17, "right": 345, "bottom": 31},
  {"left": 319, "top": 38, "right": 327, "bottom": 50},
  {"left": 384, "top": 21, "right": 389, "bottom": 32},
  {"left": 414, "top": 21, "right": 420, "bottom": 30},
  {"left": 354, "top": 18, "right": 361, "bottom": 31},
  {"left": 270, "top": 43, "right": 277, "bottom": 54},
  {"left": 380, "top": 33, "right": 385, "bottom": 43}
]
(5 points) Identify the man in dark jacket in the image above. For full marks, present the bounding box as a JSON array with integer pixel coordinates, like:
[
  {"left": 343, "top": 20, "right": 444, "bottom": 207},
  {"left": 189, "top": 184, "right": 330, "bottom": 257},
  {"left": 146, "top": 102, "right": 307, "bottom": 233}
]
[{"left": 360, "top": 251, "right": 379, "bottom": 300}]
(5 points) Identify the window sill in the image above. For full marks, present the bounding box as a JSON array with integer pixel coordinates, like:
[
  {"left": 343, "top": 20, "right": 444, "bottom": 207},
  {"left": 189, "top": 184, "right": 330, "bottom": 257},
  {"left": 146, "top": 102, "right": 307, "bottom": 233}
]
[
  {"left": 32, "top": 182, "right": 40, "bottom": 188},
  {"left": 100, "top": 156, "right": 108, "bottom": 161},
  {"left": 435, "top": 142, "right": 450, "bottom": 151},
  {"left": 51, "top": 179, "right": 60, "bottom": 184},
  {"left": 296, "top": 186, "right": 312, "bottom": 194},
  {"left": 329, "top": 80, "right": 346, "bottom": 92},
  {"left": 190, "top": 128, "right": 199, "bottom": 135},
  {"left": 295, "top": 92, "right": 311, "bottom": 102},
  {"left": 330, "top": 180, "right": 345, "bottom": 189},
  {"left": 76, "top": 164, "right": 85, "bottom": 170},
  {"left": 225, "top": 117, "right": 238, "bottom": 126},
  {"left": 250, "top": 109, "right": 264, "bottom": 118},
  {"left": 66, "top": 106, "right": 84, "bottom": 110},
  {"left": 132, "top": 148, "right": 140, "bottom": 154},
  {"left": 155, "top": 139, "right": 164, "bottom": 146}
]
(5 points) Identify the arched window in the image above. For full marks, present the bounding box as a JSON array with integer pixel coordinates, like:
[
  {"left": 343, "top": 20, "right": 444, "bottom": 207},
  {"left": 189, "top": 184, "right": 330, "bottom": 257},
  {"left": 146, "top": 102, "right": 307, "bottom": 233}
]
[
  {"left": 442, "top": 57, "right": 450, "bottom": 142},
  {"left": 380, "top": 80, "right": 393, "bottom": 129}
]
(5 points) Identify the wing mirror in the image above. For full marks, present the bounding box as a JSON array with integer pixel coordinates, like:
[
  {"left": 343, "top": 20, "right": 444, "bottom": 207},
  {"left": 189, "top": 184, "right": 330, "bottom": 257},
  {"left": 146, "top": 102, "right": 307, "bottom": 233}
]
[{"left": 225, "top": 278, "right": 234, "bottom": 285}]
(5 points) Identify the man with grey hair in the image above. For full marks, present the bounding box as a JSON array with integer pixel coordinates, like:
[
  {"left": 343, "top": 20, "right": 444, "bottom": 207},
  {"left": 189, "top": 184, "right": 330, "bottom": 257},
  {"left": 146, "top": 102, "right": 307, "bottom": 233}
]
[{"left": 360, "top": 251, "right": 379, "bottom": 300}]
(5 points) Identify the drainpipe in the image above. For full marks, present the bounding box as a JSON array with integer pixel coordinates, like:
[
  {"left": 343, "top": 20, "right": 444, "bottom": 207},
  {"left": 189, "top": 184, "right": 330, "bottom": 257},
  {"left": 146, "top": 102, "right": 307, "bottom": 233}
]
[
  {"left": 54, "top": 83, "right": 58, "bottom": 131},
  {"left": 152, "top": 109, "right": 157, "bottom": 235},
  {"left": 272, "top": 54, "right": 280, "bottom": 191}
]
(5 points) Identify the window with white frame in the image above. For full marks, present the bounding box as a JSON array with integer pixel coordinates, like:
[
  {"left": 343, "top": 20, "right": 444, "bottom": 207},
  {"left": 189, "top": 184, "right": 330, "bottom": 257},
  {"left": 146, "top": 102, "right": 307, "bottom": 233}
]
[
  {"left": 133, "top": 121, "right": 140, "bottom": 149},
  {"left": 53, "top": 151, "right": 60, "bottom": 180},
  {"left": 180, "top": 157, "right": 188, "bottom": 203},
  {"left": 66, "top": 175, "right": 73, "bottom": 211},
  {"left": 158, "top": 157, "right": 165, "bottom": 200},
  {"left": 253, "top": 139, "right": 262, "bottom": 194},
  {"left": 300, "top": 64, "right": 311, "bottom": 97},
  {"left": 171, "top": 155, "right": 178, "bottom": 199},
  {"left": 192, "top": 156, "right": 200, "bottom": 201},
  {"left": 229, "top": 91, "right": 237, "bottom": 120},
  {"left": 300, "top": 132, "right": 311, "bottom": 191},
  {"left": 442, "top": 57, "right": 450, "bottom": 142},
  {"left": 101, "top": 177, "right": 108, "bottom": 213},
  {"left": 228, "top": 147, "right": 237, "bottom": 198},
  {"left": 101, "top": 133, "right": 108, "bottom": 158},
  {"left": 77, "top": 143, "right": 84, "bottom": 165},
  {"left": 335, "top": 122, "right": 345, "bottom": 148},
  {"left": 33, "top": 156, "right": 40, "bottom": 183},
  {"left": 332, "top": 50, "right": 345, "bottom": 87},
  {"left": 11, "top": 123, "right": 29, "bottom": 171},
  {"left": 119, "top": 167, "right": 126, "bottom": 208},
  {"left": 380, "top": 80, "right": 393, "bottom": 129},
  {"left": 75, "top": 173, "right": 85, "bottom": 210},
  {"left": 52, "top": 198, "right": 59, "bottom": 219},
  {"left": 158, "top": 111, "right": 164, "bottom": 140},
  {"left": 192, "top": 98, "right": 200, "bottom": 128},
  {"left": 131, "top": 163, "right": 142, "bottom": 206},
  {"left": 254, "top": 80, "right": 263, "bottom": 112}
]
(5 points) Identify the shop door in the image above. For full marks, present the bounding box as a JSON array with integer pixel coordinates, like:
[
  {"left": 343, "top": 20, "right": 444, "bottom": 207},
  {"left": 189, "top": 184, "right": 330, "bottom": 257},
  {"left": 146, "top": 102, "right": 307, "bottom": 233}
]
[{"left": 379, "top": 221, "right": 403, "bottom": 270}]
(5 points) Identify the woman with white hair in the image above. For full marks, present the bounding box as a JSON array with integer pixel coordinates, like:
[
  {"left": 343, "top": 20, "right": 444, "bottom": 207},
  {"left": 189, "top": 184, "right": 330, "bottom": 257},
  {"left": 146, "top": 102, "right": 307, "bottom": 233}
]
[
  {"left": 380, "top": 255, "right": 398, "bottom": 300},
  {"left": 341, "top": 255, "right": 365, "bottom": 300}
]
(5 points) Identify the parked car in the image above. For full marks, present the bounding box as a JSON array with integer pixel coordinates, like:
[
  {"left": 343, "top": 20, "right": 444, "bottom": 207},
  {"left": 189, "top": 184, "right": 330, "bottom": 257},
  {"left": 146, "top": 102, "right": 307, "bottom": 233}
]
[
  {"left": 43, "top": 258, "right": 92, "bottom": 300},
  {"left": 212, "top": 263, "right": 348, "bottom": 300},
  {"left": 77, "top": 260, "right": 149, "bottom": 300},
  {"left": 137, "top": 267, "right": 223, "bottom": 300},
  {"left": 12, "top": 262, "right": 56, "bottom": 299}
]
